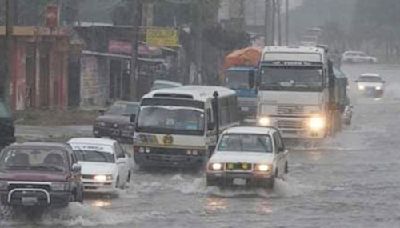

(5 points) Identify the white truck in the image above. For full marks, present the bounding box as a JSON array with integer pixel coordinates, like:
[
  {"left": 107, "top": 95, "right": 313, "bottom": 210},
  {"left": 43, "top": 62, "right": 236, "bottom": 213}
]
[{"left": 256, "top": 46, "right": 341, "bottom": 139}]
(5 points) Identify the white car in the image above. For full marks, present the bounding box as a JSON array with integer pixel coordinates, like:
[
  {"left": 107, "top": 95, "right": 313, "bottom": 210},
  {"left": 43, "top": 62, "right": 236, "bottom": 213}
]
[
  {"left": 356, "top": 73, "right": 385, "bottom": 98},
  {"left": 68, "top": 138, "right": 131, "bottom": 193},
  {"left": 342, "top": 51, "right": 378, "bottom": 64},
  {"left": 206, "top": 126, "right": 288, "bottom": 188}
]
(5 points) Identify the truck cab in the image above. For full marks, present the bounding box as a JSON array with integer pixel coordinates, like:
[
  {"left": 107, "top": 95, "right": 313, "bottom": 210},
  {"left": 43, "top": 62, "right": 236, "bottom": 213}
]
[{"left": 256, "top": 46, "right": 334, "bottom": 139}]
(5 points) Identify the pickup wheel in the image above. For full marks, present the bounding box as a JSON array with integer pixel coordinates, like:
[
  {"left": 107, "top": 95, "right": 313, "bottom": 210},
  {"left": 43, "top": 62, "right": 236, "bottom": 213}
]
[{"left": 75, "top": 187, "right": 84, "bottom": 203}]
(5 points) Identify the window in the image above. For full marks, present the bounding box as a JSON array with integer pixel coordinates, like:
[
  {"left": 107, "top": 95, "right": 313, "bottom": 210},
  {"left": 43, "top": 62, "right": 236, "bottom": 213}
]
[{"left": 218, "top": 134, "right": 273, "bottom": 153}]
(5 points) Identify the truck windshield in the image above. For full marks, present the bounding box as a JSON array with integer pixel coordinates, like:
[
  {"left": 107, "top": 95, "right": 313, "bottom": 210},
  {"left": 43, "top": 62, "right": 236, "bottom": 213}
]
[
  {"left": 260, "top": 66, "right": 323, "bottom": 92},
  {"left": 0, "top": 102, "right": 11, "bottom": 118},
  {"left": 225, "top": 71, "right": 250, "bottom": 90},
  {"left": 0, "top": 148, "right": 68, "bottom": 172},
  {"left": 218, "top": 134, "right": 272, "bottom": 153},
  {"left": 137, "top": 106, "right": 205, "bottom": 135}
]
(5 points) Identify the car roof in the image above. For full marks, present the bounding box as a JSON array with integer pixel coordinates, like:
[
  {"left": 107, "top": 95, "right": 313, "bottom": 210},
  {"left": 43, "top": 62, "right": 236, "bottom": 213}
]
[
  {"left": 153, "top": 80, "right": 182, "bottom": 86},
  {"left": 222, "top": 126, "right": 276, "bottom": 135},
  {"left": 360, "top": 73, "right": 380, "bottom": 77},
  {"left": 68, "top": 138, "right": 116, "bottom": 146},
  {"left": 113, "top": 100, "right": 139, "bottom": 106},
  {"left": 6, "top": 142, "right": 71, "bottom": 150}
]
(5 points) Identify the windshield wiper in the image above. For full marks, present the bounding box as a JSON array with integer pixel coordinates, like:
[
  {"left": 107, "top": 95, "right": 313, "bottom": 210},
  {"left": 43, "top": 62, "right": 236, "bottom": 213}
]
[{"left": 31, "top": 165, "right": 64, "bottom": 172}]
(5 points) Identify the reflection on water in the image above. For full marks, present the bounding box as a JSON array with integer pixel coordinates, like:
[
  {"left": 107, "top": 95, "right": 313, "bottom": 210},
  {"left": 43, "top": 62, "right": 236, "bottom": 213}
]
[
  {"left": 91, "top": 200, "right": 112, "bottom": 208},
  {"left": 255, "top": 200, "right": 273, "bottom": 215},
  {"left": 204, "top": 197, "right": 227, "bottom": 214}
]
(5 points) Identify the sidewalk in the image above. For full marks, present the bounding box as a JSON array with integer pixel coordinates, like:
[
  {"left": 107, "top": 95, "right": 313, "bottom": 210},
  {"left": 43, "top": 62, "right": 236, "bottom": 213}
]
[{"left": 15, "top": 125, "right": 93, "bottom": 142}]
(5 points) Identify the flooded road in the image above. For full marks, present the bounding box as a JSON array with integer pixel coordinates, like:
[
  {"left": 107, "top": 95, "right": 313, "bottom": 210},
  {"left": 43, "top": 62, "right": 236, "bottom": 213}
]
[{"left": 3, "top": 64, "right": 400, "bottom": 227}]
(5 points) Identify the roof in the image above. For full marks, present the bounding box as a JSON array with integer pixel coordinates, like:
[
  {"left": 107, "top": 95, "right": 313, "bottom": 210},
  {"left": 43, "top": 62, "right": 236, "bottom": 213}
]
[
  {"left": 360, "top": 73, "right": 380, "bottom": 77},
  {"left": 143, "top": 86, "right": 236, "bottom": 102},
  {"left": 68, "top": 138, "right": 116, "bottom": 146},
  {"left": 153, "top": 80, "right": 183, "bottom": 86},
  {"left": 222, "top": 126, "right": 276, "bottom": 135},
  {"left": 7, "top": 142, "right": 69, "bottom": 149},
  {"left": 262, "top": 46, "right": 325, "bottom": 55}
]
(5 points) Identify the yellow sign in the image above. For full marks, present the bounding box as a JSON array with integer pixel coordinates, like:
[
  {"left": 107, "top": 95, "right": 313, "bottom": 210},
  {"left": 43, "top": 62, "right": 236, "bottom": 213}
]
[
  {"left": 146, "top": 27, "right": 179, "bottom": 47},
  {"left": 163, "top": 135, "right": 174, "bottom": 145}
]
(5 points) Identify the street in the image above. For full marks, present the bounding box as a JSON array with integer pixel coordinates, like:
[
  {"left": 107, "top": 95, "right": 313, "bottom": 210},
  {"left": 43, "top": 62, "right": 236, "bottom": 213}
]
[{"left": 2, "top": 64, "right": 400, "bottom": 227}]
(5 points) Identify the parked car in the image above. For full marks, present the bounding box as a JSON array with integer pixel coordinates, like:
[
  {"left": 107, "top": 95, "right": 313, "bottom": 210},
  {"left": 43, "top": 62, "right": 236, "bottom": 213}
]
[
  {"left": 206, "top": 126, "right": 288, "bottom": 188},
  {"left": 150, "top": 80, "right": 182, "bottom": 91},
  {"left": 356, "top": 73, "right": 385, "bottom": 98},
  {"left": 342, "top": 51, "right": 378, "bottom": 64},
  {"left": 93, "top": 101, "right": 139, "bottom": 143},
  {"left": 0, "top": 142, "right": 83, "bottom": 208},
  {"left": 68, "top": 138, "right": 132, "bottom": 194},
  {"left": 0, "top": 100, "right": 15, "bottom": 148}
]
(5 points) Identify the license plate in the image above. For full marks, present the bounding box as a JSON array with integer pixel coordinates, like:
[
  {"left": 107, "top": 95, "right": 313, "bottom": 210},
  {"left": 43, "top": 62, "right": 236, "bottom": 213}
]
[
  {"left": 233, "top": 178, "right": 247, "bottom": 186},
  {"left": 21, "top": 197, "right": 38, "bottom": 205}
]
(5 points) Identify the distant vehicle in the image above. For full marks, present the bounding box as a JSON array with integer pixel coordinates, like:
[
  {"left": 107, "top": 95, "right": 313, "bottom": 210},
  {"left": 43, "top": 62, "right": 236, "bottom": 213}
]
[
  {"left": 93, "top": 101, "right": 139, "bottom": 143},
  {"left": 134, "top": 86, "right": 240, "bottom": 169},
  {"left": 356, "top": 73, "right": 385, "bottom": 98},
  {"left": 206, "top": 126, "right": 288, "bottom": 188},
  {"left": 0, "top": 100, "right": 15, "bottom": 148},
  {"left": 150, "top": 80, "right": 182, "bottom": 91},
  {"left": 0, "top": 142, "right": 83, "bottom": 207},
  {"left": 342, "top": 51, "right": 378, "bottom": 64},
  {"left": 68, "top": 138, "right": 132, "bottom": 193}
]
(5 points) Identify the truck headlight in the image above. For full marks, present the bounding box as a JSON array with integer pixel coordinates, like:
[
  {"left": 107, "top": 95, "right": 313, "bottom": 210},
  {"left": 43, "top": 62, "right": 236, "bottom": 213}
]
[
  {"left": 255, "top": 164, "right": 271, "bottom": 172},
  {"left": 51, "top": 182, "right": 70, "bottom": 191},
  {"left": 0, "top": 181, "right": 8, "bottom": 190},
  {"left": 209, "top": 163, "right": 223, "bottom": 171},
  {"left": 308, "top": 116, "right": 325, "bottom": 131},
  {"left": 358, "top": 85, "right": 365, "bottom": 90},
  {"left": 94, "top": 174, "right": 113, "bottom": 182},
  {"left": 375, "top": 86, "right": 381, "bottom": 90},
  {"left": 258, "top": 117, "right": 271, "bottom": 126}
]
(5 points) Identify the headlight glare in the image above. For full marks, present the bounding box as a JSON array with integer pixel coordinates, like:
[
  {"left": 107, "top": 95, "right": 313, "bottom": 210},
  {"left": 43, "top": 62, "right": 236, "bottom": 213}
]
[
  {"left": 210, "top": 163, "right": 223, "bottom": 171},
  {"left": 94, "top": 175, "right": 107, "bottom": 182},
  {"left": 375, "top": 86, "right": 381, "bottom": 90},
  {"left": 309, "top": 116, "right": 325, "bottom": 131},
  {"left": 255, "top": 164, "right": 271, "bottom": 172},
  {"left": 258, "top": 117, "right": 271, "bottom": 126},
  {"left": 358, "top": 85, "right": 365, "bottom": 90}
]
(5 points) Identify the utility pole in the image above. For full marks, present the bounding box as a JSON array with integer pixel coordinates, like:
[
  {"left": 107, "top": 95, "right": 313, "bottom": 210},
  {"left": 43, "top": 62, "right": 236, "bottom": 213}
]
[
  {"left": 130, "top": 0, "right": 141, "bottom": 100},
  {"left": 277, "top": 0, "right": 282, "bottom": 46},
  {"left": 264, "top": 0, "right": 271, "bottom": 45},
  {"left": 195, "top": 1, "right": 203, "bottom": 85},
  {"left": 3, "top": 0, "right": 13, "bottom": 106},
  {"left": 285, "top": 0, "right": 289, "bottom": 45},
  {"left": 271, "top": 0, "right": 276, "bottom": 45}
]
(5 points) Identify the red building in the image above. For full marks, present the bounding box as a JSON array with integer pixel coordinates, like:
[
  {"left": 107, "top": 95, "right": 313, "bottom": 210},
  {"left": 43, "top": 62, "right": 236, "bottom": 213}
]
[{"left": 0, "top": 26, "right": 70, "bottom": 110}]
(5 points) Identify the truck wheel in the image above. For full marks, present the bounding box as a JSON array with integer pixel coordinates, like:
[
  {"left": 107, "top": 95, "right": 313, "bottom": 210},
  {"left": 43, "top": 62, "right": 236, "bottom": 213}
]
[{"left": 75, "top": 187, "right": 84, "bottom": 203}]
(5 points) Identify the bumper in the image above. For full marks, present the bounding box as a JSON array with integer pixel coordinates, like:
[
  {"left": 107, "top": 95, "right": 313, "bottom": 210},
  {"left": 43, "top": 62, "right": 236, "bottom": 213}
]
[
  {"left": 206, "top": 172, "right": 273, "bottom": 187},
  {"left": 134, "top": 152, "right": 207, "bottom": 168},
  {"left": 93, "top": 127, "right": 133, "bottom": 143},
  {"left": 0, "top": 189, "right": 70, "bottom": 207},
  {"left": 82, "top": 179, "right": 115, "bottom": 193}
]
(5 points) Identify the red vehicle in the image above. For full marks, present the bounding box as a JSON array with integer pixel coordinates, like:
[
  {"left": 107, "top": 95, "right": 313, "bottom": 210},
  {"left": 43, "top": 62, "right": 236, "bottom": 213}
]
[{"left": 0, "top": 142, "right": 83, "bottom": 208}]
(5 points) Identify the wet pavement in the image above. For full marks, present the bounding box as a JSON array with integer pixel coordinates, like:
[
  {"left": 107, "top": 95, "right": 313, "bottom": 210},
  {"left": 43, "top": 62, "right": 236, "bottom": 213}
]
[{"left": 3, "top": 64, "right": 400, "bottom": 227}]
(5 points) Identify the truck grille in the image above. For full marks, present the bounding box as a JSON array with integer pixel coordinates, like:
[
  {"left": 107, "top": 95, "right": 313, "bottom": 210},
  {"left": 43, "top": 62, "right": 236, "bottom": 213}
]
[
  {"left": 277, "top": 120, "right": 304, "bottom": 129},
  {"left": 8, "top": 183, "right": 51, "bottom": 191},
  {"left": 226, "top": 162, "right": 252, "bottom": 171},
  {"left": 277, "top": 105, "right": 305, "bottom": 115}
]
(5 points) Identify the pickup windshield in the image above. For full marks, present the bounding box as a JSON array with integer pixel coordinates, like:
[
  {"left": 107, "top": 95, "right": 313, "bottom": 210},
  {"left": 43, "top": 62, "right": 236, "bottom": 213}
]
[
  {"left": 260, "top": 66, "right": 324, "bottom": 92},
  {"left": 218, "top": 134, "right": 273, "bottom": 153},
  {"left": 0, "top": 148, "right": 68, "bottom": 172},
  {"left": 225, "top": 71, "right": 250, "bottom": 90},
  {"left": 137, "top": 106, "right": 205, "bottom": 135}
]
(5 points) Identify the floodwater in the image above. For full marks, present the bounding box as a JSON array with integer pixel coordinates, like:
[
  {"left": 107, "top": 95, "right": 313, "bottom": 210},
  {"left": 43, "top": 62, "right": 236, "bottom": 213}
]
[{"left": 3, "top": 64, "right": 400, "bottom": 227}]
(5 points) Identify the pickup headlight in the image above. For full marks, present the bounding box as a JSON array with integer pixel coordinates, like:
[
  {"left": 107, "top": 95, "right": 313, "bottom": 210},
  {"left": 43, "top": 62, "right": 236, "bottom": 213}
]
[
  {"left": 375, "top": 86, "right": 382, "bottom": 90},
  {"left": 94, "top": 174, "right": 113, "bottom": 182},
  {"left": 308, "top": 116, "right": 326, "bottom": 131},
  {"left": 209, "top": 163, "right": 224, "bottom": 171},
  {"left": 358, "top": 85, "right": 365, "bottom": 90},
  {"left": 255, "top": 164, "right": 271, "bottom": 172},
  {"left": 258, "top": 117, "right": 271, "bottom": 127},
  {"left": 0, "top": 181, "right": 8, "bottom": 190},
  {"left": 51, "top": 182, "right": 70, "bottom": 191}
]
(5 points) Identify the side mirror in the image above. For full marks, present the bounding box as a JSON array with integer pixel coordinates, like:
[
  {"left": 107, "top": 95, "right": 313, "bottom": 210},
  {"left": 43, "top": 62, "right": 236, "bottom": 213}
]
[
  {"left": 207, "top": 122, "right": 215, "bottom": 130},
  {"left": 130, "top": 114, "right": 136, "bottom": 123},
  {"left": 248, "top": 70, "right": 255, "bottom": 89},
  {"left": 72, "top": 163, "right": 81, "bottom": 173}
]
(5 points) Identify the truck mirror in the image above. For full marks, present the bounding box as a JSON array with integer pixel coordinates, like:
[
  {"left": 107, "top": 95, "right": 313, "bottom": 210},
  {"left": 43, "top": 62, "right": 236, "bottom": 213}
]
[{"left": 248, "top": 70, "right": 255, "bottom": 89}]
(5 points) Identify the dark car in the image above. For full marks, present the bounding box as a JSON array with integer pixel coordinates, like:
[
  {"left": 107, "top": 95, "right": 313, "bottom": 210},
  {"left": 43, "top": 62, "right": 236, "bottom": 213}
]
[
  {"left": 0, "top": 100, "right": 15, "bottom": 148},
  {"left": 93, "top": 101, "right": 139, "bottom": 143},
  {"left": 0, "top": 142, "right": 83, "bottom": 208}
]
